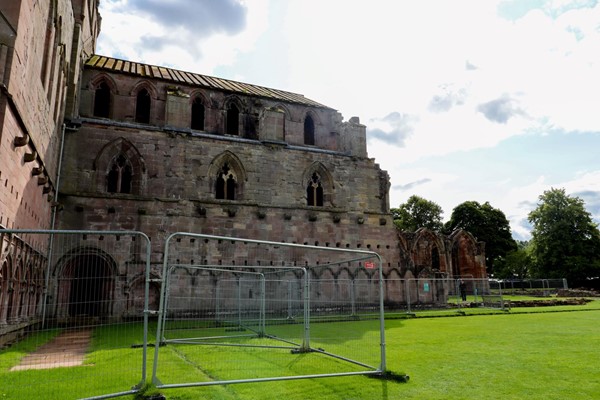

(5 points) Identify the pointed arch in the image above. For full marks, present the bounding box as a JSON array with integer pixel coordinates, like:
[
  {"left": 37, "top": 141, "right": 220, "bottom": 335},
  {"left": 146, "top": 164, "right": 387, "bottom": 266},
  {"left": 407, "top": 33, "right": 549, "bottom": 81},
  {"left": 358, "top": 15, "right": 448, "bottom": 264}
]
[
  {"left": 303, "top": 162, "right": 334, "bottom": 207},
  {"left": 397, "top": 233, "right": 410, "bottom": 257},
  {"left": 93, "top": 137, "right": 146, "bottom": 195},
  {"left": 224, "top": 97, "right": 243, "bottom": 136},
  {"left": 0, "top": 256, "right": 12, "bottom": 324},
  {"left": 270, "top": 103, "right": 291, "bottom": 141},
  {"left": 272, "top": 103, "right": 291, "bottom": 117},
  {"left": 89, "top": 74, "right": 117, "bottom": 118},
  {"left": 208, "top": 151, "right": 247, "bottom": 201},
  {"left": 411, "top": 228, "right": 447, "bottom": 276},
  {"left": 316, "top": 268, "right": 335, "bottom": 302},
  {"left": 190, "top": 92, "right": 207, "bottom": 131},
  {"left": 54, "top": 247, "right": 118, "bottom": 319},
  {"left": 304, "top": 114, "right": 315, "bottom": 145},
  {"left": 385, "top": 268, "right": 404, "bottom": 304},
  {"left": 131, "top": 81, "right": 157, "bottom": 124},
  {"left": 135, "top": 89, "right": 151, "bottom": 123},
  {"left": 94, "top": 81, "right": 112, "bottom": 118},
  {"left": 7, "top": 258, "right": 21, "bottom": 323},
  {"left": 19, "top": 261, "right": 30, "bottom": 320},
  {"left": 449, "top": 229, "right": 486, "bottom": 279},
  {"left": 129, "top": 80, "right": 157, "bottom": 98}
]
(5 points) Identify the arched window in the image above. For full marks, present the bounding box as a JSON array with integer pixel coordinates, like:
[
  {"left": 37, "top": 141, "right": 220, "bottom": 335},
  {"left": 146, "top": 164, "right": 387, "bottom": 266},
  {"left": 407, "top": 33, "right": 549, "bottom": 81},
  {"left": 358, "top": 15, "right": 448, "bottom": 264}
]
[
  {"left": 93, "top": 81, "right": 111, "bottom": 118},
  {"left": 307, "top": 172, "right": 324, "bottom": 206},
  {"left": 304, "top": 115, "right": 315, "bottom": 145},
  {"left": 432, "top": 246, "right": 440, "bottom": 270},
  {"left": 0, "top": 260, "right": 9, "bottom": 323},
  {"left": 226, "top": 104, "right": 239, "bottom": 135},
  {"left": 191, "top": 98, "right": 205, "bottom": 130},
  {"left": 95, "top": 138, "right": 146, "bottom": 196},
  {"left": 40, "top": 1, "right": 54, "bottom": 87},
  {"left": 107, "top": 154, "right": 133, "bottom": 194},
  {"left": 216, "top": 163, "right": 236, "bottom": 200},
  {"left": 135, "top": 88, "right": 151, "bottom": 123}
]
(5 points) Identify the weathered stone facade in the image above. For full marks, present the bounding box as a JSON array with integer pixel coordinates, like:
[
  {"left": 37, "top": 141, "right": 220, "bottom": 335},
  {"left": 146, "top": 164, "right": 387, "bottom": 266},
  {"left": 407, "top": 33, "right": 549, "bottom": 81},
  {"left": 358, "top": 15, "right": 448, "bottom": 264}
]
[
  {"left": 0, "top": 1, "right": 487, "bottom": 334},
  {"left": 0, "top": 0, "right": 100, "bottom": 342}
]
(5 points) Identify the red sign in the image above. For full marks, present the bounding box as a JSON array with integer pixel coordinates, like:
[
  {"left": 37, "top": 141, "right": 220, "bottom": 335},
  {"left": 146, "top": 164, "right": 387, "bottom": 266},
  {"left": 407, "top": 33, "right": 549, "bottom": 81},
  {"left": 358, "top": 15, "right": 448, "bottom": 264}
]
[{"left": 365, "top": 261, "right": 375, "bottom": 269}]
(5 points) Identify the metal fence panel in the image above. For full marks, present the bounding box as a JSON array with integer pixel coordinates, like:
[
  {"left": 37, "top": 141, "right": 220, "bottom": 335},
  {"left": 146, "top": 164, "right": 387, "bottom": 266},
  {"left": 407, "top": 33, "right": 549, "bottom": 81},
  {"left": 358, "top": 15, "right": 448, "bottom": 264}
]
[
  {"left": 0, "top": 230, "right": 151, "bottom": 400},
  {"left": 1, "top": 228, "right": 571, "bottom": 397},
  {"left": 152, "top": 232, "right": 387, "bottom": 389}
]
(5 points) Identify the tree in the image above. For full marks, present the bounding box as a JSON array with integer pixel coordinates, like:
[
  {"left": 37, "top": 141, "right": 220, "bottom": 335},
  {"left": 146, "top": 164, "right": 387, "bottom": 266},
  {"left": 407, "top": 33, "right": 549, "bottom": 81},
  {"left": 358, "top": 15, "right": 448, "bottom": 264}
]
[
  {"left": 391, "top": 195, "right": 443, "bottom": 232},
  {"left": 444, "top": 201, "right": 517, "bottom": 275},
  {"left": 494, "top": 241, "right": 534, "bottom": 279},
  {"left": 528, "top": 188, "right": 600, "bottom": 284}
]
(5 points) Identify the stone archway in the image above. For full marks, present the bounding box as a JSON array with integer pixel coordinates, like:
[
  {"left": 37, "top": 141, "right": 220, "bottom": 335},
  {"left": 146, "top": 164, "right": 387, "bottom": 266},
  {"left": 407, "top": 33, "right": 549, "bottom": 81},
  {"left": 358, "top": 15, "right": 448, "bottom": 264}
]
[
  {"left": 56, "top": 250, "right": 116, "bottom": 321},
  {"left": 0, "top": 259, "right": 11, "bottom": 324}
]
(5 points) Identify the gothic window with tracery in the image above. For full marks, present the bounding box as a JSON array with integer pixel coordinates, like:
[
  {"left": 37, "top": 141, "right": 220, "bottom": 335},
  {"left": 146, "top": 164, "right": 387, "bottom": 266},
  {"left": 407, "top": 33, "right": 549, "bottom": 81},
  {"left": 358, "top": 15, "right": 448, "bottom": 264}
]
[
  {"left": 107, "top": 154, "right": 133, "bottom": 194},
  {"left": 307, "top": 172, "right": 323, "bottom": 206},
  {"left": 216, "top": 163, "right": 236, "bottom": 200}
]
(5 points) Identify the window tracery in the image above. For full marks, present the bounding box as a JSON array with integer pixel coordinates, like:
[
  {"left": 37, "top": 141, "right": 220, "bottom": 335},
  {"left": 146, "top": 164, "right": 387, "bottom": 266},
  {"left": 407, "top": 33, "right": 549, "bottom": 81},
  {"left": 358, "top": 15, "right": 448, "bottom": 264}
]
[
  {"left": 307, "top": 172, "right": 324, "bottom": 206},
  {"left": 107, "top": 154, "right": 133, "bottom": 194},
  {"left": 216, "top": 163, "right": 236, "bottom": 200}
]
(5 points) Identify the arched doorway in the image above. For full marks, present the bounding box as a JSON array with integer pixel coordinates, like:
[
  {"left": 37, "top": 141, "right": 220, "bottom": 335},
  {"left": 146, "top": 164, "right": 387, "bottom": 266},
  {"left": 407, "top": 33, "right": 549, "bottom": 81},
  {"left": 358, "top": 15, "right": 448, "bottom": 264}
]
[{"left": 57, "top": 251, "right": 116, "bottom": 320}]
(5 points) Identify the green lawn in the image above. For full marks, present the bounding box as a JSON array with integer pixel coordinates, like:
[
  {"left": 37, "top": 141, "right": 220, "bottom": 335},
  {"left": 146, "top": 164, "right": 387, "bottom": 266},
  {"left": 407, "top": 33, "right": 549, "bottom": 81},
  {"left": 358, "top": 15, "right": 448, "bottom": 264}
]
[{"left": 1, "top": 301, "right": 599, "bottom": 399}]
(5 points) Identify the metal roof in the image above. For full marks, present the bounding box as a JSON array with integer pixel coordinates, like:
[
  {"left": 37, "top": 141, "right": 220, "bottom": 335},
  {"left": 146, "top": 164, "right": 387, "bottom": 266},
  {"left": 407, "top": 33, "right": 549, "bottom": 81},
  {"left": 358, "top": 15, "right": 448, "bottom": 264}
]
[{"left": 85, "top": 55, "right": 332, "bottom": 109}]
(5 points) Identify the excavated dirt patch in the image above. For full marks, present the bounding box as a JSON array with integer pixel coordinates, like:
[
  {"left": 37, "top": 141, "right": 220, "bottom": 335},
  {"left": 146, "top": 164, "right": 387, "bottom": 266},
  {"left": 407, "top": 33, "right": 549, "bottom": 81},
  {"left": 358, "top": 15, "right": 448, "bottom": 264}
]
[{"left": 10, "top": 329, "right": 92, "bottom": 371}]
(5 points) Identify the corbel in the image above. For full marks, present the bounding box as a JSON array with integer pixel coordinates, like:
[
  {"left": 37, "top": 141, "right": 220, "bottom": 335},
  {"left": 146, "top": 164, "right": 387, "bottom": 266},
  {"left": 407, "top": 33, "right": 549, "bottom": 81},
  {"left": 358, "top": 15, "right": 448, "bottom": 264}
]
[
  {"left": 32, "top": 166, "right": 44, "bottom": 176},
  {"left": 24, "top": 151, "right": 37, "bottom": 162},
  {"left": 14, "top": 135, "right": 29, "bottom": 147}
]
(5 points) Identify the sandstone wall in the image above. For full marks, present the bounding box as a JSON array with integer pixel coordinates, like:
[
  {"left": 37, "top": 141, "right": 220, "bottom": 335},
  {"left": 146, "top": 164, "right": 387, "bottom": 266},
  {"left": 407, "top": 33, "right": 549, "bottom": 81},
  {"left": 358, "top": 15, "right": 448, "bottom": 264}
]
[{"left": 58, "top": 121, "right": 400, "bottom": 270}]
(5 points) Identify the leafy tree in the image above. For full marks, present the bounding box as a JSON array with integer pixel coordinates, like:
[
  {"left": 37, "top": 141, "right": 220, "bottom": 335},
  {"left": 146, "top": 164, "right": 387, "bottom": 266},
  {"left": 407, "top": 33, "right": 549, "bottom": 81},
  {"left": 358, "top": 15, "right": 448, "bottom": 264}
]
[
  {"left": 391, "top": 195, "right": 443, "bottom": 232},
  {"left": 528, "top": 188, "right": 600, "bottom": 284},
  {"left": 494, "top": 241, "right": 534, "bottom": 279},
  {"left": 444, "top": 201, "right": 517, "bottom": 275}
]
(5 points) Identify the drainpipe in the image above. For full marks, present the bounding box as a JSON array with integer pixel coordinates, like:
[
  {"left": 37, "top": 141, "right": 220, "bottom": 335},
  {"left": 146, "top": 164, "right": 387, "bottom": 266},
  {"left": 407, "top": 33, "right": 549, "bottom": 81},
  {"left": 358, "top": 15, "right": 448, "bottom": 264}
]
[{"left": 42, "top": 122, "right": 67, "bottom": 328}]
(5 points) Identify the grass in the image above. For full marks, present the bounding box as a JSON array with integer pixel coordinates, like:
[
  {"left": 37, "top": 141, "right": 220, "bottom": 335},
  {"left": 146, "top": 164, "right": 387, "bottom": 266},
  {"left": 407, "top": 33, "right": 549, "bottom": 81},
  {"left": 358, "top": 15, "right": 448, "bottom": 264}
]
[{"left": 1, "top": 300, "right": 599, "bottom": 399}]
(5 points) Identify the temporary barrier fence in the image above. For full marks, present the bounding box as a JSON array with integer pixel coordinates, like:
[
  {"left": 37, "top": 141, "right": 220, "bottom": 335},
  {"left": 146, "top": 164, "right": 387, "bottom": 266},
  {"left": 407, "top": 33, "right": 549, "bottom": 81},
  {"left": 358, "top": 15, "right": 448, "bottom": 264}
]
[
  {"left": 0, "top": 229, "right": 151, "bottom": 400},
  {"left": 1, "top": 228, "right": 571, "bottom": 398},
  {"left": 151, "top": 232, "right": 387, "bottom": 390},
  {"left": 490, "top": 279, "right": 568, "bottom": 297}
]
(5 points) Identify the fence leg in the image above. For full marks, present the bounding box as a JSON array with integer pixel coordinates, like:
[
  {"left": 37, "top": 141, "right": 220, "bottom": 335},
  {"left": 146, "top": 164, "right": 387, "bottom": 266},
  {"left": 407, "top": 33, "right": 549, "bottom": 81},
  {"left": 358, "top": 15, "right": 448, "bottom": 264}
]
[
  {"left": 405, "top": 279, "right": 411, "bottom": 314},
  {"left": 351, "top": 280, "right": 356, "bottom": 317},
  {"left": 302, "top": 268, "right": 310, "bottom": 351}
]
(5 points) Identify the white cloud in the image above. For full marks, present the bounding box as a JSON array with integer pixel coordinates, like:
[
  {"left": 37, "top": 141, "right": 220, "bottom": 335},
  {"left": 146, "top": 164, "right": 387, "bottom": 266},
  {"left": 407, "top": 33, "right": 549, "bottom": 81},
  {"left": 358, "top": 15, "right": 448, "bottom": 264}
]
[{"left": 97, "top": 0, "right": 270, "bottom": 74}]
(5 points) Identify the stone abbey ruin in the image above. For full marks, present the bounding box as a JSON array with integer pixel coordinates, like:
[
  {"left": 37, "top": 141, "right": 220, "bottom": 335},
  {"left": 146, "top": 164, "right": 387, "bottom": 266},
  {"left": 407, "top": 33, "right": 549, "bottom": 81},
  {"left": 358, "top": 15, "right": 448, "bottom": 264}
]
[{"left": 0, "top": 0, "right": 486, "bottom": 343}]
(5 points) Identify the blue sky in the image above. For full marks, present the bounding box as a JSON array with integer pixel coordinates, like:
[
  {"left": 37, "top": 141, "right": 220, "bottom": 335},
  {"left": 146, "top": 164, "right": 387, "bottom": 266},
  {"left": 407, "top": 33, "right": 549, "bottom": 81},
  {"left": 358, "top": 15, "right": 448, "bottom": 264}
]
[{"left": 96, "top": 0, "right": 600, "bottom": 240}]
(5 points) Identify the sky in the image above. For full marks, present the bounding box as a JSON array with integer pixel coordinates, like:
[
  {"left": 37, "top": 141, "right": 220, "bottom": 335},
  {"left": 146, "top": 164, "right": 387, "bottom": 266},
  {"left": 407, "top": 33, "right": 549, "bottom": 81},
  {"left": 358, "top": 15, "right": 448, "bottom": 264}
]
[{"left": 95, "top": 0, "right": 600, "bottom": 241}]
